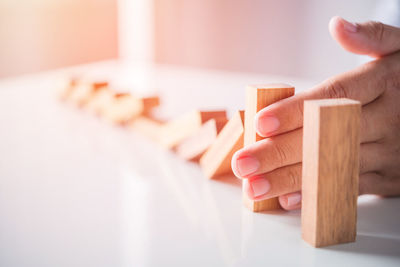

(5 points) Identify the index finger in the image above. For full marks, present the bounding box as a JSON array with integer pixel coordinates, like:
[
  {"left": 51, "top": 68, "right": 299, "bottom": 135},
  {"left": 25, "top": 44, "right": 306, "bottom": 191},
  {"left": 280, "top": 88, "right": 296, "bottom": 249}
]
[{"left": 255, "top": 53, "right": 399, "bottom": 137}]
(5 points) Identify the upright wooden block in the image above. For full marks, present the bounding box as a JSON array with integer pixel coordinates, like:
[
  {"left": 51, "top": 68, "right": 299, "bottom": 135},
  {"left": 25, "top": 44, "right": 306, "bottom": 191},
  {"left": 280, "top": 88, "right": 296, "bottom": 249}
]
[
  {"left": 244, "top": 84, "right": 294, "bottom": 212},
  {"left": 200, "top": 111, "right": 245, "bottom": 179},
  {"left": 301, "top": 98, "right": 360, "bottom": 248},
  {"left": 176, "top": 116, "right": 228, "bottom": 161},
  {"left": 159, "top": 110, "right": 227, "bottom": 149}
]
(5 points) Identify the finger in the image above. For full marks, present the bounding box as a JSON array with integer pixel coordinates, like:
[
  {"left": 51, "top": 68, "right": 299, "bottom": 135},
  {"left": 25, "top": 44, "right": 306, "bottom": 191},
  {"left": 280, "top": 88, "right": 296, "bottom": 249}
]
[
  {"left": 255, "top": 52, "right": 396, "bottom": 137},
  {"left": 243, "top": 163, "right": 302, "bottom": 201},
  {"left": 278, "top": 192, "right": 302, "bottom": 211},
  {"left": 359, "top": 172, "right": 400, "bottom": 196},
  {"left": 329, "top": 16, "right": 400, "bottom": 58},
  {"left": 360, "top": 98, "right": 387, "bottom": 143},
  {"left": 359, "top": 142, "right": 387, "bottom": 174},
  {"left": 231, "top": 128, "right": 302, "bottom": 178}
]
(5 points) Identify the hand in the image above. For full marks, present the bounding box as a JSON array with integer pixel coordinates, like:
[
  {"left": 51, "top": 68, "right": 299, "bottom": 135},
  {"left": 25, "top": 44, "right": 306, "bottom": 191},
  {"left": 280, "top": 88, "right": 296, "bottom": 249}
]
[{"left": 231, "top": 16, "right": 400, "bottom": 210}]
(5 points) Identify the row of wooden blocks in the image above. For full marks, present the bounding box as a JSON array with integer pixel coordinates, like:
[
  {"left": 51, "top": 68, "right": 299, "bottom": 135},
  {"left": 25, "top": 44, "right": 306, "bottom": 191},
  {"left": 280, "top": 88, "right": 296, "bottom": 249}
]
[{"left": 59, "top": 79, "right": 360, "bottom": 248}]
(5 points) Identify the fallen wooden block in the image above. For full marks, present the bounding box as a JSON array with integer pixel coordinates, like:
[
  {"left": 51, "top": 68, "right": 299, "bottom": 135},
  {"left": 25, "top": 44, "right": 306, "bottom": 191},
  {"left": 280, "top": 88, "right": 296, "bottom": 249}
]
[
  {"left": 302, "top": 98, "right": 360, "bottom": 248},
  {"left": 176, "top": 116, "right": 228, "bottom": 161},
  {"left": 57, "top": 77, "right": 79, "bottom": 101},
  {"left": 200, "top": 111, "right": 245, "bottom": 179},
  {"left": 102, "top": 93, "right": 160, "bottom": 124},
  {"left": 244, "top": 84, "right": 294, "bottom": 212},
  {"left": 68, "top": 80, "right": 109, "bottom": 107},
  {"left": 159, "top": 110, "right": 227, "bottom": 149},
  {"left": 129, "top": 116, "right": 165, "bottom": 142},
  {"left": 85, "top": 87, "right": 115, "bottom": 115}
]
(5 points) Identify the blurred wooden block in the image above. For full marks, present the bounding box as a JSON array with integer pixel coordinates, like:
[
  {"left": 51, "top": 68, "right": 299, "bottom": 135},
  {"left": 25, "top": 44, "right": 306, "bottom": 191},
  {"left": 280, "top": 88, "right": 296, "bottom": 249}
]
[
  {"left": 57, "top": 78, "right": 79, "bottom": 101},
  {"left": 142, "top": 96, "right": 161, "bottom": 115},
  {"left": 102, "top": 94, "right": 160, "bottom": 124},
  {"left": 68, "top": 81, "right": 108, "bottom": 107},
  {"left": 244, "top": 84, "right": 294, "bottom": 212},
  {"left": 302, "top": 98, "right": 360, "bottom": 248},
  {"left": 159, "top": 110, "right": 227, "bottom": 149},
  {"left": 200, "top": 111, "right": 245, "bottom": 179},
  {"left": 129, "top": 116, "right": 165, "bottom": 142},
  {"left": 176, "top": 116, "right": 228, "bottom": 161},
  {"left": 85, "top": 87, "right": 114, "bottom": 115}
]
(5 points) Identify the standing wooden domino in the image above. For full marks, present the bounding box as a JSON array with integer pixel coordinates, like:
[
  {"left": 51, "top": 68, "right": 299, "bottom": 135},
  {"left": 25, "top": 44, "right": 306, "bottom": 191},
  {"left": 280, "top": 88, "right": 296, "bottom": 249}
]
[
  {"left": 200, "top": 111, "right": 245, "bottom": 179},
  {"left": 302, "top": 98, "right": 361, "bottom": 247},
  {"left": 244, "top": 84, "right": 294, "bottom": 212}
]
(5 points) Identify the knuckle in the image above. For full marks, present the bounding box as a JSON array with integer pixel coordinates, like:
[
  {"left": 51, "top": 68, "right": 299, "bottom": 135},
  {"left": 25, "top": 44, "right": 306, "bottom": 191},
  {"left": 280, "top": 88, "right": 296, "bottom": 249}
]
[
  {"left": 271, "top": 142, "right": 289, "bottom": 167},
  {"left": 286, "top": 166, "right": 301, "bottom": 189},
  {"left": 359, "top": 154, "right": 367, "bottom": 174},
  {"left": 323, "top": 79, "right": 348, "bottom": 99},
  {"left": 365, "top": 21, "right": 385, "bottom": 43}
]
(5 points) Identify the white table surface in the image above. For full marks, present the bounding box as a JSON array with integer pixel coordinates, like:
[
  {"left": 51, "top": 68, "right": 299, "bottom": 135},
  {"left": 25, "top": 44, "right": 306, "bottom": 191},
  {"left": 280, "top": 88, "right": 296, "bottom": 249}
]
[{"left": 1, "top": 61, "right": 399, "bottom": 267}]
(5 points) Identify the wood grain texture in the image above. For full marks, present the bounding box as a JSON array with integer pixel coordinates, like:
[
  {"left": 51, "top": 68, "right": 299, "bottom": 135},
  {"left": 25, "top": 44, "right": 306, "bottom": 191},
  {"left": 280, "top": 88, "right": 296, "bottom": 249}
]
[
  {"left": 176, "top": 116, "right": 228, "bottom": 161},
  {"left": 244, "top": 84, "right": 294, "bottom": 212},
  {"left": 199, "top": 111, "right": 245, "bottom": 179},
  {"left": 301, "top": 98, "right": 361, "bottom": 248},
  {"left": 159, "top": 110, "right": 227, "bottom": 149}
]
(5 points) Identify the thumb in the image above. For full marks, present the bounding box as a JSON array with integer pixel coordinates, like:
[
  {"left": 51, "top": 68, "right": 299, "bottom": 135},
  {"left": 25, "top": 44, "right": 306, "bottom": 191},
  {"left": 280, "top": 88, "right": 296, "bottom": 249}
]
[{"left": 329, "top": 16, "right": 400, "bottom": 58}]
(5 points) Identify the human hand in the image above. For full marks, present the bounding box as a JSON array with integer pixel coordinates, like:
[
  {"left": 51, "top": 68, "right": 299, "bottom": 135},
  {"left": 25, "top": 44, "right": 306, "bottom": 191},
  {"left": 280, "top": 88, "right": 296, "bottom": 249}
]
[{"left": 231, "top": 16, "right": 400, "bottom": 210}]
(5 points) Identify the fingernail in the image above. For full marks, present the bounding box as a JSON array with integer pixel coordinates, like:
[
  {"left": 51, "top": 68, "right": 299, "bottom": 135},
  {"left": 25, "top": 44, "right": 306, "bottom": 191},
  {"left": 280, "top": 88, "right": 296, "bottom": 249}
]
[
  {"left": 250, "top": 178, "right": 271, "bottom": 197},
  {"left": 236, "top": 156, "right": 260, "bottom": 177},
  {"left": 341, "top": 18, "right": 358, "bottom": 33},
  {"left": 256, "top": 116, "right": 280, "bottom": 136},
  {"left": 287, "top": 193, "right": 302, "bottom": 206}
]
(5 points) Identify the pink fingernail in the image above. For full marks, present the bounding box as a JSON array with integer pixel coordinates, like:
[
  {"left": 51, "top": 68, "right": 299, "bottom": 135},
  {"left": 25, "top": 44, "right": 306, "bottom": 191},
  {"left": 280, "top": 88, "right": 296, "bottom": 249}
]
[
  {"left": 250, "top": 178, "right": 271, "bottom": 197},
  {"left": 236, "top": 156, "right": 259, "bottom": 177},
  {"left": 341, "top": 18, "right": 358, "bottom": 33},
  {"left": 256, "top": 116, "right": 280, "bottom": 136},
  {"left": 287, "top": 193, "right": 302, "bottom": 206}
]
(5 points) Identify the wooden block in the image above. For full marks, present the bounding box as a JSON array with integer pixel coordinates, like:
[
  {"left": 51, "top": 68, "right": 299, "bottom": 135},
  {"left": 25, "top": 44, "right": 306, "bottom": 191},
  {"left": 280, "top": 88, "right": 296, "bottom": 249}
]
[
  {"left": 301, "top": 98, "right": 360, "bottom": 248},
  {"left": 102, "top": 93, "right": 160, "bottom": 124},
  {"left": 57, "top": 78, "right": 79, "bottom": 101},
  {"left": 142, "top": 96, "right": 161, "bottom": 115},
  {"left": 68, "top": 81, "right": 109, "bottom": 107},
  {"left": 85, "top": 87, "right": 114, "bottom": 115},
  {"left": 129, "top": 116, "right": 165, "bottom": 142},
  {"left": 159, "top": 110, "right": 227, "bottom": 149},
  {"left": 244, "top": 84, "right": 295, "bottom": 212},
  {"left": 176, "top": 116, "right": 228, "bottom": 161},
  {"left": 200, "top": 111, "right": 245, "bottom": 179}
]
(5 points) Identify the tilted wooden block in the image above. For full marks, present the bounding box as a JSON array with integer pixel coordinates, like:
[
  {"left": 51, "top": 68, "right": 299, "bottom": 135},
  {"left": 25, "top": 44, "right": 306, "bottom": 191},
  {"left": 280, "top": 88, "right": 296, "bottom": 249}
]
[
  {"left": 176, "top": 116, "right": 228, "bottom": 161},
  {"left": 57, "top": 78, "right": 79, "bottom": 101},
  {"left": 301, "top": 98, "right": 360, "bottom": 248},
  {"left": 159, "top": 110, "right": 227, "bottom": 149},
  {"left": 244, "top": 84, "right": 294, "bottom": 212},
  {"left": 129, "top": 116, "right": 165, "bottom": 142},
  {"left": 199, "top": 111, "right": 245, "bottom": 179},
  {"left": 102, "top": 93, "right": 160, "bottom": 124},
  {"left": 68, "top": 80, "right": 109, "bottom": 107},
  {"left": 85, "top": 87, "right": 115, "bottom": 115}
]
